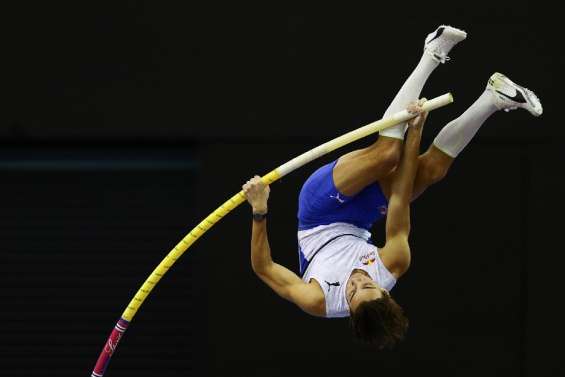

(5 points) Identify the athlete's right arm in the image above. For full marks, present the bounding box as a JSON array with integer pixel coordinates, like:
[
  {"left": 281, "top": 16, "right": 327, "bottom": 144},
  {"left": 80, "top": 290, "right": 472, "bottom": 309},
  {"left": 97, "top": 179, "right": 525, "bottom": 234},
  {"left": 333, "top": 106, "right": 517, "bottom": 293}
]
[
  {"left": 243, "top": 176, "right": 325, "bottom": 317},
  {"left": 381, "top": 102, "right": 427, "bottom": 277}
]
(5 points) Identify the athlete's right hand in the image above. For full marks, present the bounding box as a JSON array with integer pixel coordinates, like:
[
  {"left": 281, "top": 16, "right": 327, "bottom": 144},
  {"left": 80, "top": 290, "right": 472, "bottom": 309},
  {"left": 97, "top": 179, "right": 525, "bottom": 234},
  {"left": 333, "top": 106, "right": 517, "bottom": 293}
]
[{"left": 242, "top": 175, "right": 270, "bottom": 214}]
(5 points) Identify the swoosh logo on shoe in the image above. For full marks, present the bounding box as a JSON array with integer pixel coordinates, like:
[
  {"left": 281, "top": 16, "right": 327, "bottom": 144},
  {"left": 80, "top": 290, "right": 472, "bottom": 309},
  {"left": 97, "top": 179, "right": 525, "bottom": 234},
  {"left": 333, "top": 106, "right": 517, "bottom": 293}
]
[
  {"left": 426, "top": 27, "right": 445, "bottom": 44},
  {"left": 496, "top": 89, "right": 527, "bottom": 104}
]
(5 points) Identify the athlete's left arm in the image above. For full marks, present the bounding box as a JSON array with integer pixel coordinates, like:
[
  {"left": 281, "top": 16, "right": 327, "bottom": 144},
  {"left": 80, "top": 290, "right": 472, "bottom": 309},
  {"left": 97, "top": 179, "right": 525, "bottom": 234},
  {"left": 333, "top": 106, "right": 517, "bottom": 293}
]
[{"left": 380, "top": 102, "right": 427, "bottom": 277}]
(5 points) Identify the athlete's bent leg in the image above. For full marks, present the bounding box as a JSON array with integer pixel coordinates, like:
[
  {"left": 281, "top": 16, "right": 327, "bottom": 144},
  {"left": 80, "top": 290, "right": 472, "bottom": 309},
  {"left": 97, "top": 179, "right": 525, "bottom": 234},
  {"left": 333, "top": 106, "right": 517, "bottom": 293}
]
[
  {"left": 411, "top": 145, "right": 453, "bottom": 199},
  {"left": 333, "top": 26, "right": 466, "bottom": 197},
  {"left": 379, "top": 25, "right": 466, "bottom": 140},
  {"left": 381, "top": 72, "right": 543, "bottom": 200}
]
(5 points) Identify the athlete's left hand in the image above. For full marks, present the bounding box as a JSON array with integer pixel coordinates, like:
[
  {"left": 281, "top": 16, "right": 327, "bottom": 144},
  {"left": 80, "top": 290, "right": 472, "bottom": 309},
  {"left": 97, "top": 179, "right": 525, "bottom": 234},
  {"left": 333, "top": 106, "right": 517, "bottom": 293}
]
[{"left": 407, "top": 98, "right": 428, "bottom": 130}]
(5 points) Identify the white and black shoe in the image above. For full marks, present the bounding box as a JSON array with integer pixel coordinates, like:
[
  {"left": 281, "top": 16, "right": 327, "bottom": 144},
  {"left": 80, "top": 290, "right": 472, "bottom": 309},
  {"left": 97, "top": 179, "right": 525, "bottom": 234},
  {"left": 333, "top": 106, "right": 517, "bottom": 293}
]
[
  {"left": 424, "top": 25, "right": 467, "bottom": 63},
  {"left": 487, "top": 72, "right": 543, "bottom": 116}
]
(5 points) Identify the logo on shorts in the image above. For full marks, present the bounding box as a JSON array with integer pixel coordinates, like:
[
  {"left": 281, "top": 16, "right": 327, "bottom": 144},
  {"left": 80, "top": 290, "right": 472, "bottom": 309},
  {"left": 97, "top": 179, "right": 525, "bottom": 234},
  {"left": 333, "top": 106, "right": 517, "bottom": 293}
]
[
  {"left": 378, "top": 205, "right": 388, "bottom": 216},
  {"left": 329, "top": 193, "right": 345, "bottom": 203}
]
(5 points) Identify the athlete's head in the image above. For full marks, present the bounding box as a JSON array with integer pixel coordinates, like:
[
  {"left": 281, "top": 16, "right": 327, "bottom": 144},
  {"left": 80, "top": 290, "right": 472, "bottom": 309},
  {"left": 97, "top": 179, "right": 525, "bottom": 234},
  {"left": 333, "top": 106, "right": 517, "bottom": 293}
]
[{"left": 346, "top": 271, "right": 408, "bottom": 349}]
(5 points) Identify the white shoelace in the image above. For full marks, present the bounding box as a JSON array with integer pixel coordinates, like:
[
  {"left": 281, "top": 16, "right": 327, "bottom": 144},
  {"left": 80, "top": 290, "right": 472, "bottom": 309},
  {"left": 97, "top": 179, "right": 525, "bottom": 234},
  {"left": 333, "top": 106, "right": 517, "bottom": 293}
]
[{"left": 424, "top": 47, "right": 451, "bottom": 64}]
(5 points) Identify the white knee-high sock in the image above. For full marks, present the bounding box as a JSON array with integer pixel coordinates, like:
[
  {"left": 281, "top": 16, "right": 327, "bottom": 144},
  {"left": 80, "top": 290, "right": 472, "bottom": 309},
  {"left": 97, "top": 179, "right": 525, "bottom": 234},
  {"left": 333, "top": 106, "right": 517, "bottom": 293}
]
[
  {"left": 379, "top": 53, "right": 439, "bottom": 140},
  {"left": 433, "top": 91, "right": 499, "bottom": 158}
]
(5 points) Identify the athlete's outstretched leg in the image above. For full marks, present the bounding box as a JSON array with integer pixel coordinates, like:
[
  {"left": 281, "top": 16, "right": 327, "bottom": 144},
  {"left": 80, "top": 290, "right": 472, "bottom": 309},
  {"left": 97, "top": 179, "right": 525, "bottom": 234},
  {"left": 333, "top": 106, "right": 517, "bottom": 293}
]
[
  {"left": 379, "top": 26, "right": 467, "bottom": 140},
  {"left": 334, "top": 26, "right": 467, "bottom": 196},
  {"left": 410, "top": 72, "right": 543, "bottom": 199}
]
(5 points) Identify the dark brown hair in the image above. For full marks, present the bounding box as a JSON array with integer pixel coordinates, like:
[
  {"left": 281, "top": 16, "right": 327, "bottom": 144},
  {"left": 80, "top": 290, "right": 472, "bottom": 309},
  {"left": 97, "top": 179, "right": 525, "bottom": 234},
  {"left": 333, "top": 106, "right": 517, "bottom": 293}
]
[{"left": 349, "top": 293, "right": 409, "bottom": 349}]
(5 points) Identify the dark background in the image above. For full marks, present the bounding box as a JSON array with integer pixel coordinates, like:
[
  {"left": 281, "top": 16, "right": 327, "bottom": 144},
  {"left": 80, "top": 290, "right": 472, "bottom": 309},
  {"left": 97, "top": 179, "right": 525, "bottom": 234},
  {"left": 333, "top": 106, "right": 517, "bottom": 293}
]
[{"left": 2, "top": 2, "right": 563, "bottom": 377}]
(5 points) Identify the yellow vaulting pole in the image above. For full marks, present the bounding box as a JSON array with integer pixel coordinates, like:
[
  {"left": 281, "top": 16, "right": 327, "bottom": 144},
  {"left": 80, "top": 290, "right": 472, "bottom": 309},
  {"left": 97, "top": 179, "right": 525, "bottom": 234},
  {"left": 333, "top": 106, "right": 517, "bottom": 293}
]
[{"left": 91, "top": 93, "right": 454, "bottom": 377}]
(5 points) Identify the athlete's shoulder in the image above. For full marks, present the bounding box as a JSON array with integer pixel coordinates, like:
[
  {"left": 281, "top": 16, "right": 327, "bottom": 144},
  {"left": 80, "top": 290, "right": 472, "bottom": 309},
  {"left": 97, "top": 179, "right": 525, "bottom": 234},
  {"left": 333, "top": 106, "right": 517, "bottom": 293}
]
[
  {"left": 289, "top": 278, "right": 326, "bottom": 317},
  {"left": 378, "top": 237, "right": 410, "bottom": 279}
]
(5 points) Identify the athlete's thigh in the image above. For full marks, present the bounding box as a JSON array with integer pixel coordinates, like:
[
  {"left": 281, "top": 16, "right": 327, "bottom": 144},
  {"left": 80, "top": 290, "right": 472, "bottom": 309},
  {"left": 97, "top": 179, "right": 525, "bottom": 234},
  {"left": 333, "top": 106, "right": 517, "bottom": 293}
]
[
  {"left": 333, "top": 136, "right": 401, "bottom": 197},
  {"left": 411, "top": 146, "right": 453, "bottom": 200},
  {"left": 379, "top": 145, "right": 454, "bottom": 202}
]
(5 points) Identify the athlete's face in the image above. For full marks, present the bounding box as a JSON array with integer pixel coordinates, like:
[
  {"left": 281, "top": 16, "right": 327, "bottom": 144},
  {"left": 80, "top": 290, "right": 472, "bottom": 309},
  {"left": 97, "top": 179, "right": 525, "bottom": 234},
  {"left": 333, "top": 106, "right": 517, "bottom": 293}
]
[{"left": 346, "top": 271, "right": 386, "bottom": 313}]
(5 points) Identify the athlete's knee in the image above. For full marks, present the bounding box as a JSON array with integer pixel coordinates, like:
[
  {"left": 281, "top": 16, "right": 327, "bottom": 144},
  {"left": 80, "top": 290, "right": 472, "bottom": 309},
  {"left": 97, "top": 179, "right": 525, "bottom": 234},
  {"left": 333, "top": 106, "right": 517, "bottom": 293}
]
[
  {"left": 382, "top": 146, "right": 401, "bottom": 173},
  {"left": 419, "top": 157, "right": 448, "bottom": 185},
  {"left": 373, "top": 138, "right": 402, "bottom": 173}
]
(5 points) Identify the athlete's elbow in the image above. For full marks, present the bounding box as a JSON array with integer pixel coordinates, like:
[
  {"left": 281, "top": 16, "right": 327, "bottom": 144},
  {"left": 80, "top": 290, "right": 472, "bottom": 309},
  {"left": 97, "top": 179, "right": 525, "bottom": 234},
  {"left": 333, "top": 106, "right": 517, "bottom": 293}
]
[
  {"left": 251, "top": 259, "right": 265, "bottom": 275},
  {"left": 251, "top": 256, "right": 271, "bottom": 276}
]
